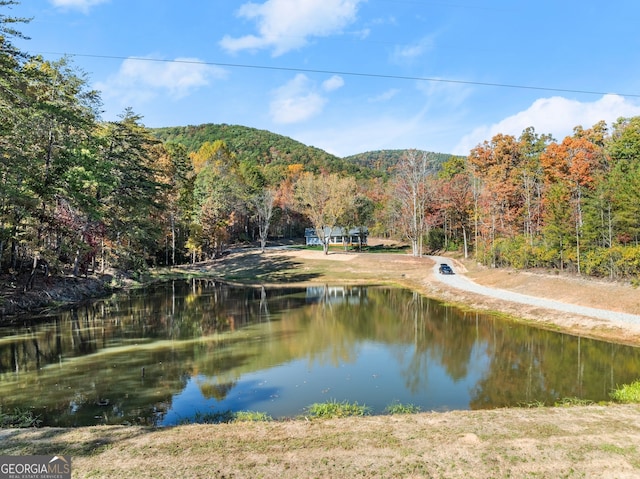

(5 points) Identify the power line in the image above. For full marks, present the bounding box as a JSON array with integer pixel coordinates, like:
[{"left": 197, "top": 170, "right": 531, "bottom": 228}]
[{"left": 30, "top": 51, "right": 640, "bottom": 99}]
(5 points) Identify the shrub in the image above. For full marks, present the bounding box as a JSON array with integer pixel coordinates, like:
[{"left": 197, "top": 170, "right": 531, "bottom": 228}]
[
  {"left": 306, "top": 399, "right": 371, "bottom": 418},
  {"left": 233, "top": 411, "right": 272, "bottom": 422},
  {"left": 0, "top": 407, "right": 41, "bottom": 428},
  {"left": 384, "top": 401, "right": 421, "bottom": 415},
  {"left": 610, "top": 380, "right": 640, "bottom": 403}
]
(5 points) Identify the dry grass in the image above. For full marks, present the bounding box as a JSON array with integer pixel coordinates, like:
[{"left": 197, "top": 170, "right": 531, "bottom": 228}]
[{"left": 4, "top": 405, "right": 640, "bottom": 478}]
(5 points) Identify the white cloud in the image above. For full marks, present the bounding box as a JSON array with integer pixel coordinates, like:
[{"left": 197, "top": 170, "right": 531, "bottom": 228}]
[
  {"left": 392, "top": 35, "right": 435, "bottom": 63},
  {"left": 322, "top": 75, "right": 344, "bottom": 92},
  {"left": 270, "top": 74, "right": 333, "bottom": 124},
  {"left": 95, "top": 57, "right": 227, "bottom": 108},
  {"left": 220, "top": 0, "right": 365, "bottom": 56},
  {"left": 368, "top": 88, "right": 399, "bottom": 103},
  {"left": 49, "top": 0, "right": 109, "bottom": 13},
  {"left": 453, "top": 94, "right": 640, "bottom": 155}
]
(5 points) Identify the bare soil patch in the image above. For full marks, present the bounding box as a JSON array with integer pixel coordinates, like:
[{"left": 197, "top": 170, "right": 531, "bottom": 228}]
[{"left": 0, "top": 273, "right": 114, "bottom": 319}]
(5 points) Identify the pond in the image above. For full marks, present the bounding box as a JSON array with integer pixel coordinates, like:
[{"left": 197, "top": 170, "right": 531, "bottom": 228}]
[{"left": 1, "top": 279, "right": 639, "bottom": 426}]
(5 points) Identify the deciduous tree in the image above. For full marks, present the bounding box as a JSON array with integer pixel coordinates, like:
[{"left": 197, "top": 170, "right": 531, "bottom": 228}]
[
  {"left": 540, "top": 129, "right": 608, "bottom": 273},
  {"left": 295, "top": 173, "right": 356, "bottom": 255},
  {"left": 394, "top": 150, "right": 437, "bottom": 257},
  {"left": 190, "top": 140, "right": 241, "bottom": 258},
  {"left": 252, "top": 188, "right": 276, "bottom": 252},
  {"left": 468, "top": 134, "right": 525, "bottom": 264},
  {"left": 437, "top": 166, "right": 473, "bottom": 257}
]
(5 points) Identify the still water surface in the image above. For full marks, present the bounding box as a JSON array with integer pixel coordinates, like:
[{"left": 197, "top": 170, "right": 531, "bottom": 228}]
[{"left": 1, "top": 280, "right": 639, "bottom": 426}]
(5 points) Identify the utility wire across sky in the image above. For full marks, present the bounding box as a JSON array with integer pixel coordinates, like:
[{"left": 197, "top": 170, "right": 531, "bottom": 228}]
[{"left": 30, "top": 51, "right": 640, "bottom": 99}]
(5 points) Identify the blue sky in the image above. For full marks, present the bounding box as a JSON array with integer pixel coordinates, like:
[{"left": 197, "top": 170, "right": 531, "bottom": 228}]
[{"left": 9, "top": 0, "right": 640, "bottom": 157}]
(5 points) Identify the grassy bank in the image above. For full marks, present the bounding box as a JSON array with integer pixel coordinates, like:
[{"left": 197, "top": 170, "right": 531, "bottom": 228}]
[{"left": 3, "top": 404, "right": 640, "bottom": 478}]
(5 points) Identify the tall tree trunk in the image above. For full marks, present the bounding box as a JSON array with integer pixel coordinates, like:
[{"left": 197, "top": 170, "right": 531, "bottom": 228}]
[
  {"left": 171, "top": 213, "right": 176, "bottom": 265},
  {"left": 462, "top": 224, "right": 468, "bottom": 259}
]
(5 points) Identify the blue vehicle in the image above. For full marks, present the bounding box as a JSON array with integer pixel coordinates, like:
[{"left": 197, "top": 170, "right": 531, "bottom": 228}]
[{"left": 438, "top": 263, "right": 454, "bottom": 275}]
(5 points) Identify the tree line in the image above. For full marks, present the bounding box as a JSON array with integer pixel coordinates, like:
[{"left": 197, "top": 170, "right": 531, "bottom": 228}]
[
  {"left": 398, "top": 122, "right": 640, "bottom": 280},
  {"left": 1, "top": 4, "right": 179, "bottom": 276},
  {"left": 2, "top": 2, "right": 640, "bottom": 283}
]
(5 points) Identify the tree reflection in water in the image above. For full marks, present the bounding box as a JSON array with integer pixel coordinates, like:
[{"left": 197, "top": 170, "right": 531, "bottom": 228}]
[{"left": 0, "top": 280, "right": 639, "bottom": 426}]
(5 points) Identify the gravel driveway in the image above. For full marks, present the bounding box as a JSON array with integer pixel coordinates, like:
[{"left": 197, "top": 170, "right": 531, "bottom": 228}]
[{"left": 429, "top": 256, "right": 640, "bottom": 326}]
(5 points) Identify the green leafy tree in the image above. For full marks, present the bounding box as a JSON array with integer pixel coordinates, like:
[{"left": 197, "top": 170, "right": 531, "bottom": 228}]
[
  {"left": 95, "top": 109, "right": 167, "bottom": 271},
  {"left": 0, "top": 1, "right": 30, "bottom": 131},
  {"left": 154, "top": 141, "right": 193, "bottom": 265},
  {"left": 606, "top": 117, "right": 640, "bottom": 245},
  {"left": 190, "top": 140, "right": 241, "bottom": 258},
  {"left": 436, "top": 167, "right": 473, "bottom": 257},
  {"left": 0, "top": 31, "right": 101, "bottom": 273},
  {"left": 342, "top": 193, "right": 374, "bottom": 251},
  {"left": 21, "top": 57, "right": 100, "bottom": 271},
  {"left": 0, "top": 2, "right": 31, "bottom": 270},
  {"left": 518, "top": 127, "right": 553, "bottom": 244},
  {"left": 541, "top": 183, "right": 574, "bottom": 269}
]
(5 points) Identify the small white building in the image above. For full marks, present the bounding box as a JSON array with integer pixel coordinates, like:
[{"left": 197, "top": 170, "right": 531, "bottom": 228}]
[{"left": 304, "top": 227, "right": 369, "bottom": 246}]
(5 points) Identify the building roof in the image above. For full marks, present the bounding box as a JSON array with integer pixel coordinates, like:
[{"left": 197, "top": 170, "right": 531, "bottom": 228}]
[{"left": 304, "top": 227, "right": 369, "bottom": 237}]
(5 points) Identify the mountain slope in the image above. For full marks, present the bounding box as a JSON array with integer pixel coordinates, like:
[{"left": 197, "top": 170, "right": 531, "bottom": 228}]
[
  {"left": 152, "top": 124, "right": 458, "bottom": 179},
  {"left": 152, "top": 123, "right": 376, "bottom": 178}
]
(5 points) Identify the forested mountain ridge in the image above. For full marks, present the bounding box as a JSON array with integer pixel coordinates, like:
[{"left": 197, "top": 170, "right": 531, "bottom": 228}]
[
  {"left": 152, "top": 124, "right": 455, "bottom": 178},
  {"left": 344, "top": 149, "right": 458, "bottom": 175},
  {"left": 152, "top": 124, "right": 380, "bottom": 179}
]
